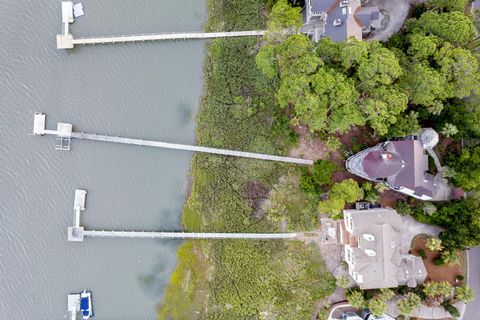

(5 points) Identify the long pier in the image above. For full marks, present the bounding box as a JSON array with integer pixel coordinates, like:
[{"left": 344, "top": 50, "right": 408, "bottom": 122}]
[
  {"left": 33, "top": 113, "right": 313, "bottom": 165},
  {"left": 68, "top": 189, "right": 298, "bottom": 242},
  {"left": 57, "top": 2, "right": 266, "bottom": 49}
]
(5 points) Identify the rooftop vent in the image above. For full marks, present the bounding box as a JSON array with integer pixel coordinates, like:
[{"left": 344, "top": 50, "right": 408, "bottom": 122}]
[
  {"left": 363, "top": 234, "right": 375, "bottom": 241},
  {"left": 381, "top": 153, "right": 393, "bottom": 160},
  {"left": 340, "top": 0, "right": 349, "bottom": 7},
  {"left": 333, "top": 18, "right": 343, "bottom": 26}
]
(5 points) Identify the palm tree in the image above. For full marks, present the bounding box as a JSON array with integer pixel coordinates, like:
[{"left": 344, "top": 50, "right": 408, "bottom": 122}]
[
  {"left": 456, "top": 285, "right": 475, "bottom": 303},
  {"left": 440, "top": 123, "right": 459, "bottom": 138},
  {"left": 425, "top": 237, "right": 443, "bottom": 252},
  {"left": 347, "top": 289, "right": 365, "bottom": 309},
  {"left": 397, "top": 292, "right": 422, "bottom": 315},
  {"left": 441, "top": 250, "right": 460, "bottom": 266}
]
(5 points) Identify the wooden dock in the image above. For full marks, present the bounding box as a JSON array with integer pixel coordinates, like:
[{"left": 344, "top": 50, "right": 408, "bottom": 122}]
[
  {"left": 33, "top": 113, "right": 313, "bottom": 165},
  {"left": 67, "top": 189, "right": 298, "bottom": 242}
]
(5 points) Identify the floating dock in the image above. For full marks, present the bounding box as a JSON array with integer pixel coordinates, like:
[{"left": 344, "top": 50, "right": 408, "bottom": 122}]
[
  {"left": 57, "top": 1, "right": 266, "bottom": 49},
  {"left": 67, "top": 293, "right": 80, "bottom": 320},
  {"left": 67, "top": 189, "right": 298, "bottom": 242},
  {"left": 33, "top": 113, "right": 313, "bottom": 165}
]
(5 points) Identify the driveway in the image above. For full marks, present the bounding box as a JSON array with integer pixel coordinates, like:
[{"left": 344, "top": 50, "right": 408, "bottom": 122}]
[{"left": 463, "top": 246, "right": 480, "bottom": 320}]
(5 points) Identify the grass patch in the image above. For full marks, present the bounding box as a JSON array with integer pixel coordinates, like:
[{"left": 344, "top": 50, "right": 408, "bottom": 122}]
[{"left": 158, "top": 0, "right": 335, "bottom": 319}]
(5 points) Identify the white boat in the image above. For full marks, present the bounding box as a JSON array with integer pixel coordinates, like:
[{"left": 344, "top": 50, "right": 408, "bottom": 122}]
[{"left": 80, "top": 290, "right": 93, "bottom": 319}]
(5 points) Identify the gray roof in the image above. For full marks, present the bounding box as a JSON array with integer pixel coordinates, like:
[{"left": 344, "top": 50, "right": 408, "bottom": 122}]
[
  {"left": 304, "top": 1, "right": 381, "bottom": 42},
  {"left": 310, "top": 0, "right": 337, "bottom": 12},
  {"left": 324, "top": 0, "right": 362, "bottom": 42},
  {"left": 344, "top": 208, "right": 427, "bottom": 289}
]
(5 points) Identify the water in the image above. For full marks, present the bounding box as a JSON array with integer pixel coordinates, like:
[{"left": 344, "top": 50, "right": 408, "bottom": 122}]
[{"left": 0, "top": 1, "right": 206, "bottom": 318}]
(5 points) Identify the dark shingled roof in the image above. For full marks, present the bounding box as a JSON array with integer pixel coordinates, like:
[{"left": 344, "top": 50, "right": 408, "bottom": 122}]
[{"left": 311, "top": 0, "right": 338, "bottom": 12}]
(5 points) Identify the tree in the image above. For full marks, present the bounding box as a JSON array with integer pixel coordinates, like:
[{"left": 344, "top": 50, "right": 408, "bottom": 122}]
[
  {"left": 266, "top": 0, "right": 302, "bottom": 32},
  {"left": 456, "top": 285, "right": 475, "bottom": 303},
  {"left": 362, "top": 86, "right": 408, "bottom": 136},
  {"left": 312, "top": 160, "right": 337, "bottom": 186},
  {"left": 276, "top": 34, "right": 321, "bottom": 78},
  {"left": 397, "top": 292, "right": 422, "bottom": 315},
  {"left": 368, "top": 296, "right": 387, "bottom": 317},
  {"left": 340, "top": 39, "right": 369, "bottom": 70},
  {"left": 362, "top": 182, "right": 379, "bottom": 203},
  {"left": 347, "top": 289, "right": 365, "bottom": 308},
  {"left": 426, "top": 237, "right": 444, "bottom": 252},
  {"left": 424, "top": 281, "right": 455, "bottom": 298},
  {"left": 405, "top": 62, "right": 447, "bottom": 106},
  {"left": 408, "top": 34, "right": 439, "bottom": 60},
  {"left": 449, "top": 146, "right": 480, "bottom": 191},
  {"left": 256, "top": 44, "right": 278, "bottom": 78},
  {"left": 330, "top": 179, "right": 364, "bottom": 203},
  {"left": 357, "top": 46, "right": 403, "bottom": 90},
  {"left": 407, "top": 11, "right": 475, "bottom": 46},
  {"left": 388, "top": 111, "right": 421, "bottom": 138},
  {"left": 441, "top": 250, "right": 460, "bottom": 266},
  {"left": 318, "top": 198, "right": 345, "bottom": 216},
  {"left": 311, "top": 67, "right": 365, "bottom": 133},
  {"left": 394, "top": 201, "right": 414, "bottom": 216},
  {"left": 435, "top": 43, "right": 480, "bottom": 99},
  {"left": 325, "top": 136, "right": 342, "bottom": 151},
  {"left": 379, "top": 288, "right": 395, "bottom": 301},
  {"left": 426, "top": 0, "right": 469, "bottom": 12},
  {"left": 435, "top": 196, "right": 480, "bottom": 249},
  {"left": 440, "top": 123, "right": 459, "bottom": 137}
]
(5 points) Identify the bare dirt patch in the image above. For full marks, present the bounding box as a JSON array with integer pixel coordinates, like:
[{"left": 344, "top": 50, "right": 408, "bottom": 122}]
[
  {"left": 289, "top": 124, "right": 329, "bottom": 161},
  {"left": 242, "top": 181, "right": 270, "bottom": 219},
  {"left": 411, "top": 235, "right": 465, "bottom": 285}
]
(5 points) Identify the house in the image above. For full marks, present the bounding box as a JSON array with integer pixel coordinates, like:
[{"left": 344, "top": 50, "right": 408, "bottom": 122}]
[
  {"left": 345, "top": 129, "right": 455, "bottom": 201},
  {"left": 302, "top": 0, "right": 382, "bottom": 42},
  {"left": 339, "top": 208, "right": 427, "bottom": 290}
]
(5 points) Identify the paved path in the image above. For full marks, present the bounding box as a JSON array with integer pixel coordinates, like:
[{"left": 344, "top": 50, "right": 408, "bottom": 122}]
[{"left": 464, "top": 246, "right": 480, "bottom": 320}]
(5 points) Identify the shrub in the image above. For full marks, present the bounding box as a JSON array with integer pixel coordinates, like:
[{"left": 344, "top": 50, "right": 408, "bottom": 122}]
[
  {"left": 394, "top": 201, "right": 414, "bottom": 216},
  {"left": 444, "top": 303, "right": 460, "bottom": 318},
  {"left": 434, "top": 258, "right": 445, "bottom": 266},
  {"left": 456, "top": 275, "right": 464, "bottom": 281},
  {"left": 418, "top": 249, "right": 427, "bottom": 259},
  {"left": 312, "top": 160, "right": 337, "bottom": 186},
  {"left": 336, "top": 275, "right": 350, "bottom": 289},
  {"left": 441, "top": 250, "right": 460, "bottom": 266}
]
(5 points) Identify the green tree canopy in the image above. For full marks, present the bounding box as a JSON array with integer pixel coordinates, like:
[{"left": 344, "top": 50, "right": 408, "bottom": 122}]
[
  {"left": 407, "top": 11, "right": 476, "bottom": 46},
  {"left": 312, "top": 160, "right": 337, "bottom": 186},
  {"left": 357, "top": 46, "right": 403, "bottom": 90},
  {"left": 387, "top": 111, "right": 421, "bottom": 138},
  {"left": 266, "top": 0, "right": 302, "bottom": 32},
  {"left": 449, "top": 145, "right": 480, "bottom": 191},
  {"left": 330, "top": 179, "right": 364, "bottom": 203},
  {"left": 426, "top": 0, "right": 469, "bottom": 13},
  {"left": 435, "top": 196, "right": 480, "bottom": 249}
]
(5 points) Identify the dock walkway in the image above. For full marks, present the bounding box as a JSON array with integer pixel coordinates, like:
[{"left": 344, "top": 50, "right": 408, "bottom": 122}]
[
  {"left": 57, "top": 2, "right": 267, "bottom": 49},
  {"left": 67, "top": 189, "right": 298, "bottom": 242},
  {"left": 34, "top": 113, "right": 313, "bottom": 165}
]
